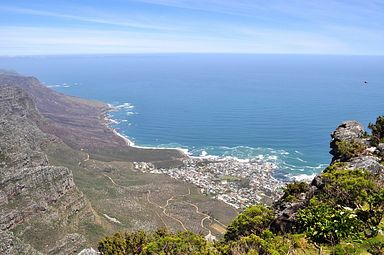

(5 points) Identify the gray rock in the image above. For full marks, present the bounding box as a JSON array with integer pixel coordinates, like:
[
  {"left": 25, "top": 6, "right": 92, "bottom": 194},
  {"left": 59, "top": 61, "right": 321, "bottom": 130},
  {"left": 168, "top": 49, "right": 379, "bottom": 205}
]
[
  {"left": 272, "top": 120, "right": 384, "bottom": 234},
  {"left": 376, "top": 143, "right": 384, "bottom": 157},
  {"left": 378, "top": 143, "right": 384, "bottom": 151},
  {"left": 331, "top": 121, "right": 365, "bottom": 141},
  {"left": 0, "top": 80, "right": 87, "bottom": 253},
  {"left": 78, "top": 248, "right": 99, "bottom": 255},
  {"left": 330, "top": 120, "right": 367, "bottom": 162},
  {"left": 0, "top": 230, "right": 42, "bottom": 255},
  {"left": 346, "top": 156, "right": 384, "bottom": 176}
]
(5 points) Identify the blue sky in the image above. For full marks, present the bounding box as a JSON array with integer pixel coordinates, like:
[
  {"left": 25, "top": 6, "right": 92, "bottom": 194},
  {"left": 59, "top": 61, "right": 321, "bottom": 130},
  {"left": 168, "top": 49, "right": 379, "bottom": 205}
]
[{"left": 0, "top": 0, "right": 383, "bottom": 55}]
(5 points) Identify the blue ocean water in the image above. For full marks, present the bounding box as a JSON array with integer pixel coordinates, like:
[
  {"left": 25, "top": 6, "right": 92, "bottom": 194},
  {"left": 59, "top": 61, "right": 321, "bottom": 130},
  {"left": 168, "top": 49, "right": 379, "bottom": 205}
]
[{"left": 1, "top": 54, "right": 383, "bottom": 179}]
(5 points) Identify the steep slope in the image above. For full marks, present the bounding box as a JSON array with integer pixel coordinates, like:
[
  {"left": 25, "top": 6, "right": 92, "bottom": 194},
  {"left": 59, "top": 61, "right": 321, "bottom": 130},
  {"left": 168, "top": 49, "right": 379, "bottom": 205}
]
[{"left": 0, "top": 83, "right": 95, "bottom": 254}]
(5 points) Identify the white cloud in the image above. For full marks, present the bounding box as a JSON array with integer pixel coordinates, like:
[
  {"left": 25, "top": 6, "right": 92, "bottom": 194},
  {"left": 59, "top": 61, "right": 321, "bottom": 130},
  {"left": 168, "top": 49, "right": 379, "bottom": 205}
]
[
  {"left": 0, "top": 1, "right": 382, "bottom": 55},
  {"left": 0, "top": 25, "right": 358, "bottom": 56},
  {"left": 0, "top": 6, "right": 175, "bottom": 31}
]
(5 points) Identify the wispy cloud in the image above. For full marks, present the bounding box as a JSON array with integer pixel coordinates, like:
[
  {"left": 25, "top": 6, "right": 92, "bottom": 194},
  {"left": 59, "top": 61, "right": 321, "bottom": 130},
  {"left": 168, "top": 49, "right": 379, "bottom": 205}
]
[
  {"left": 0, "top": 6, "right": 175, "bottom": 31},
  {"left": 0, "top": 0, "right": 382, "bottom": 55},
  {"left": 0, "top": 25, "right": 357, "bottom": 56}
]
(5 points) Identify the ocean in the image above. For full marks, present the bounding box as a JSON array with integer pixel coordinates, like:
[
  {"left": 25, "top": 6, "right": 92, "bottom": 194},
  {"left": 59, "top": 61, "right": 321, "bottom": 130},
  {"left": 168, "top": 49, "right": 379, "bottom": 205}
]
[{"left": 1, "top": 54, "right": 383, "bottom": 180}]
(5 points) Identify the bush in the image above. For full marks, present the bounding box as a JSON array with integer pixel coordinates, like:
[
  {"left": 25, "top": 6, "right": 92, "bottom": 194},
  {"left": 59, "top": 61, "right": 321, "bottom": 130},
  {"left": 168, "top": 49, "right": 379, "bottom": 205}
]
[
  {"left": 98, "top": 230, "right": 152, "bottom": 255},
  {"left": 317, "top": 168, "right": 384, "bottom": 235},
  {"left": 98, "top": 229, "right": 213, "bottom": 255},
  {"left": 142, "top": 231, "right": 212, "bottom": 255},
  {"left": 281, "top": 182, "right": 310, "bottom": 202},
  {"left": 369, "top": 116, "right": 384, "bottom": 145},
  {"left": 224, "top": 205, "right": 275, "bottom": 242},
  {"left": 335, "top": 140, "right": 366, "bottom": 161},
  {"left": 222, "top": 233, "right": 290, "bottom": 255},
  {"left": 297, "top": 201, "right": 363, "bottom": 244},
  {"left": 320, "top": 168, "right": 375, "bottom": 208}
]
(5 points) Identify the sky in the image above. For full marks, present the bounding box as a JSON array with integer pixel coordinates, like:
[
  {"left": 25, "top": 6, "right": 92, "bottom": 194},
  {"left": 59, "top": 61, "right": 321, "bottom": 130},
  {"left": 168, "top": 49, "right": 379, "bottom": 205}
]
[{"left": 0, "top": 0, "right": 383, "bottom": 55}]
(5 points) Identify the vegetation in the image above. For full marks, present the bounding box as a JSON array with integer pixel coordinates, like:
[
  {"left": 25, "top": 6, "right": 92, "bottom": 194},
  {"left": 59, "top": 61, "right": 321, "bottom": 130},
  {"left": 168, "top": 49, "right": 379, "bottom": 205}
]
[
  {"left": 297, "top": 200, "right": 362, "bottom": 244},
  {"left": 98, "top": 229, "right": 214, "bottom": 255},
  {"left": 98, "top": 163, "right": 384, "bottom": 255},
  {"left": 281, "top": 181, "right": 310, "bottom": 202},
  {"left": 334, "top": 140, "right": 366, "bottom": 161},
  {"left": 224, "top": 205, "right": 274, "bottom": 242},
  {"left": 369, "top": 116, "right": 384, "bottom": 146}
]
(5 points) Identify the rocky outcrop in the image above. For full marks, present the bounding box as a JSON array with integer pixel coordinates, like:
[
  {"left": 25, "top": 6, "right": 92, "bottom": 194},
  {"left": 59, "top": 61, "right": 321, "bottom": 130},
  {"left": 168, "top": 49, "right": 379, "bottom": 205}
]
[
  {"left": 271, "top": 120, "right": 384, "bottom": 233},
  {"left": 329, "top": 120, "right": 370, "bottom": 162},
  {"left": 0, "top": 84, "right": 88, "bottom": 253},
  {"left": 0, "top": 230, "right": 42, "bottom": 255}
]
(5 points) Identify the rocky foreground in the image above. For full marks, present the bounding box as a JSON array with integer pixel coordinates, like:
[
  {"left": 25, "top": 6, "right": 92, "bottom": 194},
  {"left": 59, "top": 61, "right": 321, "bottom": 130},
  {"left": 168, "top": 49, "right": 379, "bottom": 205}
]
[{"left": 272, "top": 120, "right": 384, "bottom": 232}]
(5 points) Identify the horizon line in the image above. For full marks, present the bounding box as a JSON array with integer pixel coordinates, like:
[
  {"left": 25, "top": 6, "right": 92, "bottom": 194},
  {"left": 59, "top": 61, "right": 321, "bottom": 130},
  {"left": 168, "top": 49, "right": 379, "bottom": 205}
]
[{"left": 1, "top": 52, "right": 383, "bottom": 58}]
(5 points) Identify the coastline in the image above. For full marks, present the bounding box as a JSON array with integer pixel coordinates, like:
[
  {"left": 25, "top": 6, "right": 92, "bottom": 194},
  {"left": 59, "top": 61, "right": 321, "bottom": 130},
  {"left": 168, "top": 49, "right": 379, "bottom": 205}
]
[
  {"left": 104, "top": 103, "right": 190, "bottom": 156},
  {"left": 102, "top": 103, "right": 286, "bottom": 208},
  {"left": 103, "top": 103, "right": 322, "bottom": 181}
]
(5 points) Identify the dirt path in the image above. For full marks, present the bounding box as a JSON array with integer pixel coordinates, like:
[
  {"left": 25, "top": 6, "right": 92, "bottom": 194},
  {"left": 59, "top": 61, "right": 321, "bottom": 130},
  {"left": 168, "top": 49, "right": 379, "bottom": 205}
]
[
  {"left": 147, "top": 190, "right": 187, "bottom": 231},
  {"left": 102, "top": 174, "right": 128, "bottom": 189},
  {"left": 101, "top": 173, "right": 219, "bottom": 235},
  {"left": 184, "top": 202, "right": 212, "bottom": 235}
]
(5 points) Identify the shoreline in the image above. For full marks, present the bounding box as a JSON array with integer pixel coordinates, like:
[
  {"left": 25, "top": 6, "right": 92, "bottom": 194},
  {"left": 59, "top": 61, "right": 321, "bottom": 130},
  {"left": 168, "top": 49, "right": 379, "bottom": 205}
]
[
  {"left": 104, "top": 104, "right": 190, "bottom": 156},
  {"left": 103, "top": 103, "right": 322, "bottom": 183}
]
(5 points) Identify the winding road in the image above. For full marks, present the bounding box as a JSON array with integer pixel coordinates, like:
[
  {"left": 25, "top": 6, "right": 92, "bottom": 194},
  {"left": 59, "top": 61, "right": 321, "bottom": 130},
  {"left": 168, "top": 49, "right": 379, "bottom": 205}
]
[
  {"left": 101, "top": 170, "right": 225, "bottom": 236},
  {"left": 146, "top": 190, "right": 188, "bottom": 231}
]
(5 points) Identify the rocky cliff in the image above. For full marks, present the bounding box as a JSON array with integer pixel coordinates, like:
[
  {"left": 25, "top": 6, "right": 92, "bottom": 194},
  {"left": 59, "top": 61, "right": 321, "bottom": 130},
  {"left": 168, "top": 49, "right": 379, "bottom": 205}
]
[
  {"left": 272, "top": 120, "right": 384, "bottom": 233},
  {"left": 0, "top": 82, "right": 90, "bottom": 254}
]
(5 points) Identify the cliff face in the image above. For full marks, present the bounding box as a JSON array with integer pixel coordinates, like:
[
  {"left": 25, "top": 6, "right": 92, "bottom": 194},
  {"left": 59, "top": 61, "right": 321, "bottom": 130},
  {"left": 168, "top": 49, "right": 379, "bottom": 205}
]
[
  {"left": 0, "top": 84, "right": 88, "bottom": 254},
  {"left": 330, "top": 121, "right": 384, "bottom": 176}
]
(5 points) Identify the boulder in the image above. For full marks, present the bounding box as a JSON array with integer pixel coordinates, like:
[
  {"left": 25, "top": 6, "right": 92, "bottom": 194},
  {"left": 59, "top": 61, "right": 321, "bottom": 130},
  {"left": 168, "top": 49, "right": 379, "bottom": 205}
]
[{"left": 330, "top": 121, "right": 367, "bottom": 162}]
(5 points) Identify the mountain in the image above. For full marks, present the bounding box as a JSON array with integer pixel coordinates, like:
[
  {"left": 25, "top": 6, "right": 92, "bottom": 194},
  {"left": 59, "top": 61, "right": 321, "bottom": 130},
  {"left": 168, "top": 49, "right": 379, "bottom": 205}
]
[{"left": 0, "top": 73, "right": 237, "bottom": 254}]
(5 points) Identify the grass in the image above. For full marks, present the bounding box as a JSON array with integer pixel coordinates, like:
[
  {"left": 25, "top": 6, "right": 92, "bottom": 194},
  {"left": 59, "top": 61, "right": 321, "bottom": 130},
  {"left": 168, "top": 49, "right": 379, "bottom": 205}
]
[{"left": 43, "top": 140, "right": 238, "bottom": 248}]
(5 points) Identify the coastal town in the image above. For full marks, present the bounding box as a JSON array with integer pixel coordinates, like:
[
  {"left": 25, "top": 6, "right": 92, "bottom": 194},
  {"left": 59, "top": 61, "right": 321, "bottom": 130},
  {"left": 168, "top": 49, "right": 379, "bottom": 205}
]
[{"left": 134, "top": 156, "right": 284, "bottom": 209}]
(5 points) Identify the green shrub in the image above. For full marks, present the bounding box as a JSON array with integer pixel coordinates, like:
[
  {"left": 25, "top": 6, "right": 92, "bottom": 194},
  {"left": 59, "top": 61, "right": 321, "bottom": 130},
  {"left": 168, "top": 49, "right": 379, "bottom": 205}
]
[
  {"left": 369, "top": 116, "right": 384, "bottom": 146},
  {"left": 367, "top": 236, "right": 384, "bottom": 255},
  {"left": 323, "top": 162, "right": 346, "bottom": 173},
  {"left": 281, "top": 182, "right": 310, "bottom": 202},
  {"left": 142, "top": 231, "right": 212, "bottom": 255},
  {"left": 98, "top": 230, "right": 152, "bottom": 255},
  {"left": 297, "top": 201, "right": 363, "bottom": 244},
  {"left": 335, "top": 140, "right": 366, "bottom": 161},
  {"left": 224, "top": 234, "right": 290, "bottom": 255},
  {"left": 317, "top": 168, "right": 384, "bottom": 235},
  {"left": 98, "top": 229, "right": 213, "bottom": 255},
  {"left": 320, "top": 168, "right": 375, "bottom": 208},
  {"left": 224, "top": 205, "right": 275, "bottom": 242}
]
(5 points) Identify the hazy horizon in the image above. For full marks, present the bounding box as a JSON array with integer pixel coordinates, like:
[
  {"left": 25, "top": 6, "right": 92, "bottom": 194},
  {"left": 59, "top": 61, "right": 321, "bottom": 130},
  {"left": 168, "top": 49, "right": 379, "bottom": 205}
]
[{"left": 1, "top": 0, "right": 383, "bottom": 56}]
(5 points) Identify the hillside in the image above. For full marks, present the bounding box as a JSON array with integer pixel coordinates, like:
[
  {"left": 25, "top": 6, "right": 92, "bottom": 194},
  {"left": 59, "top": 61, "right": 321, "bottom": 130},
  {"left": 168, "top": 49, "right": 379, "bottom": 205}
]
[
  {"left": 0, "top": 82, "right": 90, "bottom": 254},
  {"left": 0, "top": 73, "right": 238, "bottom": 254}
]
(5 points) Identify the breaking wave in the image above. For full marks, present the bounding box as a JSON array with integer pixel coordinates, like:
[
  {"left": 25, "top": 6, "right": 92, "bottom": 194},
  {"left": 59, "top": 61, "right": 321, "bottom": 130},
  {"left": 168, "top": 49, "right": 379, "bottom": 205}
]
[{"left": 108, "top": 101, "right": 328, "bottom": 182}]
